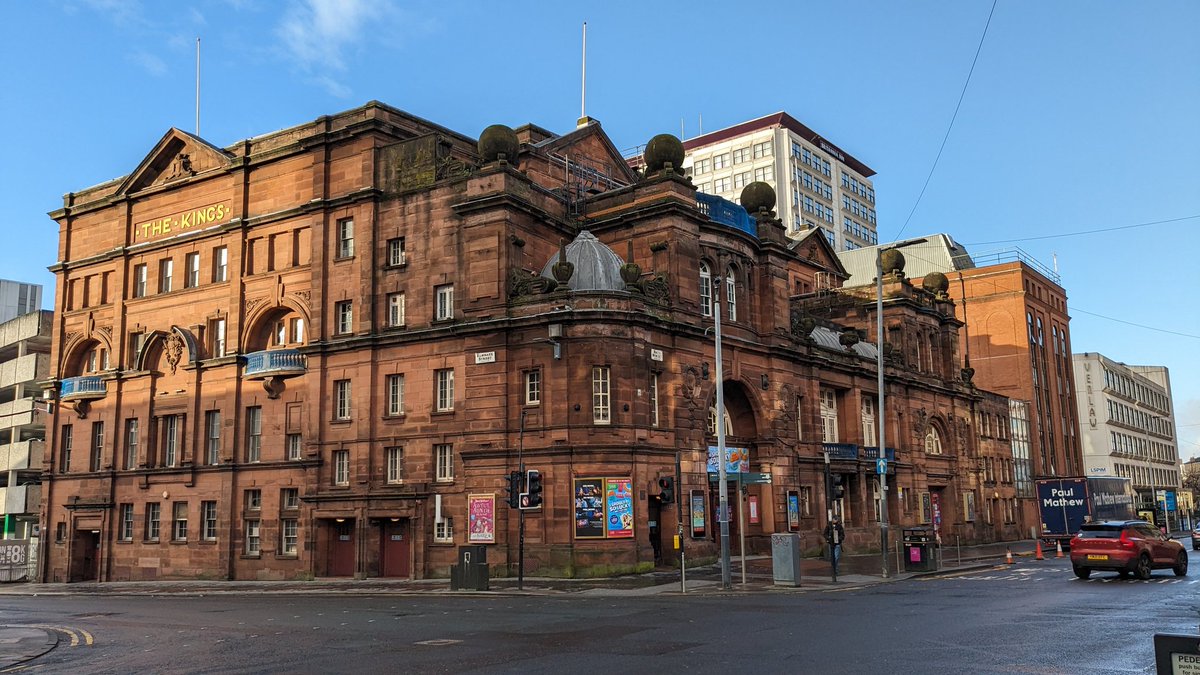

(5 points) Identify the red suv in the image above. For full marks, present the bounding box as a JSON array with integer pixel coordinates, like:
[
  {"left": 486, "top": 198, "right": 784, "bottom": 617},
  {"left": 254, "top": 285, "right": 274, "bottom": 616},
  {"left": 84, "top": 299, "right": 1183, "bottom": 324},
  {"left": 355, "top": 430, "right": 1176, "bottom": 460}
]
[{"left": 1069, "top": 520, "right": 1188, "bottom": 580}]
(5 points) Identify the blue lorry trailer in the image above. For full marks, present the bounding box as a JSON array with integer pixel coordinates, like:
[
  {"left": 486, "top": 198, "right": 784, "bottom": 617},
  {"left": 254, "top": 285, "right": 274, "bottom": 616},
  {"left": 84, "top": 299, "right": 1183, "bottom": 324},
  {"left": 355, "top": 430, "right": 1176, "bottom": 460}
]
[{"left": 1036, "top": 477, "right": 1136, "bottom": 547}]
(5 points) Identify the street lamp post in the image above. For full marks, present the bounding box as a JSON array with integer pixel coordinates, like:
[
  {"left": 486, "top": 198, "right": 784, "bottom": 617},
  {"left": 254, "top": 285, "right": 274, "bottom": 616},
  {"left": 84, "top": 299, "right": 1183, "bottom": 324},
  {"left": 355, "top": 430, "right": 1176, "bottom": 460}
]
[
  {"left": 876, "top": 250, "right": 890, "bottom": 578},
  {"left": 713, "top": 275, "right": 732, "bottom": 590}
]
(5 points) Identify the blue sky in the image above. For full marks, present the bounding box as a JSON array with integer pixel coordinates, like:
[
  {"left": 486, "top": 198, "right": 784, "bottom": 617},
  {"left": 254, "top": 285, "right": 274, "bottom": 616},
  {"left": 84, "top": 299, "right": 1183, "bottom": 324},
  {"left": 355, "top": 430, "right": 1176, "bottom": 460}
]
[{"left": 2, "top": 1, "right": 1197, "bottom": 458}]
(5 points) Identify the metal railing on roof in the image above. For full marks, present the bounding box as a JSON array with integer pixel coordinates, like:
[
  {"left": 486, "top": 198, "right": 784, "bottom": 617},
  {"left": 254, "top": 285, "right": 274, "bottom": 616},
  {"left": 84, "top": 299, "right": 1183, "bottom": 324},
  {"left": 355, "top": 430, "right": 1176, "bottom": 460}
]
[{"left": 969, "top": 247, "right": 1060, "bottom": 284}]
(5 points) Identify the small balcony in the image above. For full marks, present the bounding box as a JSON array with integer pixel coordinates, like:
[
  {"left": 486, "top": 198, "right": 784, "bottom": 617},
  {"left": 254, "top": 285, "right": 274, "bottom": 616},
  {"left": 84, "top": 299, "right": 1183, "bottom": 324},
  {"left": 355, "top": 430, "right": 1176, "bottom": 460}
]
[
  {"left": 822, "top": 443, "right": 859, "bottom": 460},
  {"left": 59, "top": 375, "right": 106, "bottom": 402},
  {"left": 860, "top": 446, "right": 898, "bottom": 462},
  {"left": 244, "top": 349, "right": 307, "bottom": 380}
]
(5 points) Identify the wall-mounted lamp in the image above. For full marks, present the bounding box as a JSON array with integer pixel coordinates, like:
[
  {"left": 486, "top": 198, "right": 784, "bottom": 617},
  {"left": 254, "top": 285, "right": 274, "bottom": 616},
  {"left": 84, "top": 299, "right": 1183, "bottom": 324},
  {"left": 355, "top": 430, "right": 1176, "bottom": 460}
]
[
  {"left": 389, "top": 517, "right": 400, "bottom": 522},
  {"left": 761, "top": 374, "right": 769, "bottom": 390},
  {"left": 701, "top": 362, "right": 710, "bottom": 380},
  {"left": 335, "top": 517, "right": 346, "bottom": 523}
]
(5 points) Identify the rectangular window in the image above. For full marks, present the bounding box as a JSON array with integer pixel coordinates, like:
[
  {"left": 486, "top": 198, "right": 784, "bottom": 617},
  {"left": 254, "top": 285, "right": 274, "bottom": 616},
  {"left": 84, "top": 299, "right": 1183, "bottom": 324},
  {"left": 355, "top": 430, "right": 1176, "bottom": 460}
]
[
  {"left": 205, "top": 411, "right": 221, "bottom": 465},
  {"left": 336, "top": 217, "right": 355, "bottom": 258},
  {"left": 173, "top": 502, "right": 188, "bottom": 541},
  {"left": 733, "top": 172, "right": 750, "bottom": 189},
  {"left": 289, "top": 317, "right": 305, "bottom": 344},
  {"left": 712, "top": 153, "right": 729, "bottom": 170},
  {"left": 434, "top": 517, "right": 454, "bottom": 543},
  {"left": 334, "top": 380, "right": 352, "bottom": 420},
  {"left": 244, "top": 519, "right": 261, "bottom": 555},
  {"left": 333, "top": 450, "right": 350, "bottom": 486},
  {"left": 693, "top": 158, "right": 711, "bottom": 175},
  {"left": 387, "top": 237, "right": 407, "bottom": 266},
  {"left": 60, "top": 424, "right": 72, "bottom": 472},
  {"left": 119, "top": 504, "right": 134, "bottom": 541},
  {"left": 246, "top": 406, "right": 262, "bottom": 462},
  {"left": 159, "top": 258, "right": 174, "bottom": 293},
  {"left": 286, "top": 433, "right": 302, "bottom": 461},
  {"left": 800, "top": 486, "right": 813, "bottom": 516},
  {"left": 133, "top": 264, "right": 148, "bottom": 298},
  {"left": 387, "top": 374, "right": 405, "bottom": 416},
  {"left": 592, "top": 366, "right": 611, "bottom": 425},
  {"left": 281, "top": 488, "right": 299, "bottom": 510},
  {"left": 861, "top": 397, "right": 876, "bottom": 447},
  {"left": 387, "top": 292, "right": 406, "bottom": 327},
  {"left": 210, "top": 318, "right": 226, "bottom": 358},
  {"left": 435, "top": 369, "right": 455, "bottom": 412},
  {"left": 435, "top": 284, "right": 454, "bottom": 321},
  {"left": 129, "top": 332, "right": 146, "bottom": 366},
  {"left": 90, "top": 421, "right": 104, "bottom": 472},
  {"left": 435, "top": 443, "right": 454, "bottom": 482},
  {"left": 162, "top": 414, "right": 180, "bottom": 467},
  {"left": 650, "top": 372, "right": 660, "bottom": 428},
  {"left": 733, "top": 147, "right": 750, "bottom": 164},
  {"left": 212, "top": 246, "right": 228, "bottom": 282},
  {"left": 281, "top": 519, "right": 298, "bottom": 556},
  {"left": 244, "top": 489, "right": 261, "bottom": 512},
  {"left": 753, "top": 140, "right": 772, "bottom": 158},
  {"left": 201, "top": 501, "right": 218, "bottom": 541},
  {"left": 335, "top": 300, "right": 353, "bottom": 334},
  {"left": 145, "top": 502, "right": 161, "bottom": 541},
  {"left": 386, "top": 446, "right": 404, "bottom": 484},
  {"left": 524, "top": 370, "right": 541, "bottom": 406},
  {"left": 754, "top": 166, "right": 774, "bottom": 182},
  {"left": 185, "top": 252, "right": 201, "bottom": 288},
  {"left": 713, "top": 177, "right": 731, "bottom": 193},
  {"left": 820, "top": 388, "right": 839, "bottom": 443},
  {"left": 123, "top": 419, "right": 139, "bottom": 470},
  {"left": 963, "top": 491, "right": 977, "bottom": 522}
]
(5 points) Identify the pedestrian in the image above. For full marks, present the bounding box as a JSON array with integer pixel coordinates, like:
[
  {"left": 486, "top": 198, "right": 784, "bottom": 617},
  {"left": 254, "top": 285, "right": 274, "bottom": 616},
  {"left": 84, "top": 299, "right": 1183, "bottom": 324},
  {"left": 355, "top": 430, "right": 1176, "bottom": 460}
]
[{"left": 824, "top": 516, "right": 845, "bottom": 570}]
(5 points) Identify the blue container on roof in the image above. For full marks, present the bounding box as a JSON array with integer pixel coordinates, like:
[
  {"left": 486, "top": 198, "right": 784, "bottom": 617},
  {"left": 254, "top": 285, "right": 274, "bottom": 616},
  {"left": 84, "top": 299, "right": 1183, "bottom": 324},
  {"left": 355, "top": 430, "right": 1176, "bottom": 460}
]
[{"left": 695, "top": 193, "right": 757, "bottom": 238}]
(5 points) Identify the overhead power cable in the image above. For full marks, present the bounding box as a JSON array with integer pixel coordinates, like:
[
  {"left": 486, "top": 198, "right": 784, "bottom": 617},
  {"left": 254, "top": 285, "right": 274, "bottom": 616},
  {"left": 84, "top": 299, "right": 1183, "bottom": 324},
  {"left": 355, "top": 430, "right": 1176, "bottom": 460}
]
[
  {"left": 965, "top": 214, "right": 1200, "bottom": 246},
  {"left": 893, "top": 0, "right": 998, "bottom": 244},
  {"left": 1072, "top": 308, "right": 1200, "bottom": 340}
]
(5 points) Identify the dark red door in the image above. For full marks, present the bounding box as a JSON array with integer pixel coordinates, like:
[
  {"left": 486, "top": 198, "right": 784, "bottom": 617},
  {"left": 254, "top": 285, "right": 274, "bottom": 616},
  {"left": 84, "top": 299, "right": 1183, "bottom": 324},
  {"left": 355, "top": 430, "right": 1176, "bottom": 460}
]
[
  {"left": 329, "top": 520, "right": 355, "bottom": 576},
  {"left": 380, "top": 520, "right": 410, "bottom": 578}
]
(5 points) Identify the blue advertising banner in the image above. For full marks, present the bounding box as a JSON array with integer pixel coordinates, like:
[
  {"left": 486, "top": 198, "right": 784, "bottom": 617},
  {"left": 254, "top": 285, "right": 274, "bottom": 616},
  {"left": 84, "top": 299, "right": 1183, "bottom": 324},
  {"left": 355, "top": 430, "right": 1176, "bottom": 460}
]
[{"left": 706, "top": 446, "right": 749, "bottom": 474}]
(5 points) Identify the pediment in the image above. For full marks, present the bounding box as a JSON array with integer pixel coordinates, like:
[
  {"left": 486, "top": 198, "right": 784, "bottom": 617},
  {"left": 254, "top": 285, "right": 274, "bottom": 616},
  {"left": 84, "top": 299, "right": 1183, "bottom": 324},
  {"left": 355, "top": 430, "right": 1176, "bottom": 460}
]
[
  {"left": 535, "top": 122, "right": 640, "bottom": 185},
  {"left": 115, "top": 128, "right": 233, "bottom": 196},
  {"left": 790, "top": 228, "right": 849, "bottom": 278}
]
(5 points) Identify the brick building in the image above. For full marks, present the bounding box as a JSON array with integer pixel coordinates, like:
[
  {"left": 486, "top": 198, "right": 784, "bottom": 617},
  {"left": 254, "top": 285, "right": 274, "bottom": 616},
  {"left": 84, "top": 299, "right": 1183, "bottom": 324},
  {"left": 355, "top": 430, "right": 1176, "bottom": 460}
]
[{"left": 41, "top": 103, "right": 1015, "bottom": 583}]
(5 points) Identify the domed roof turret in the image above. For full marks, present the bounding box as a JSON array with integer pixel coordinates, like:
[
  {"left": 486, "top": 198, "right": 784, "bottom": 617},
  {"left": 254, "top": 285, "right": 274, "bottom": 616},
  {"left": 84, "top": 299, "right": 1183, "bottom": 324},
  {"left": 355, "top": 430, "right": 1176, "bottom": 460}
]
[{"left": 540, "top": 231, "right": 624, "bottom": 292}]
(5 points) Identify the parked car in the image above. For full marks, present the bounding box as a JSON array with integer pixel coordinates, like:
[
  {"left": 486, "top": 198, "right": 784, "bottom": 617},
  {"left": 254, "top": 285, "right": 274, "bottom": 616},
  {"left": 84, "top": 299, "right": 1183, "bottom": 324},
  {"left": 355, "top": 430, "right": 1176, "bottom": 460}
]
[
  {"left": 1192, "top": 524, "right": 1200, "bottom": 551},
  {"left": 1069, "top": 520, "right": 1188, "bottom": 580}
]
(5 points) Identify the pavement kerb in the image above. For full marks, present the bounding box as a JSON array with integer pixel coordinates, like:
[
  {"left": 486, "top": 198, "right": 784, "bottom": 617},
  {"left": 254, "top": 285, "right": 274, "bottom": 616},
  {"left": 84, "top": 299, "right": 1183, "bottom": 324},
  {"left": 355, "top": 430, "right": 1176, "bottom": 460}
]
[{"left": 0, "top": 625, "right": 59, "bottom": 673}]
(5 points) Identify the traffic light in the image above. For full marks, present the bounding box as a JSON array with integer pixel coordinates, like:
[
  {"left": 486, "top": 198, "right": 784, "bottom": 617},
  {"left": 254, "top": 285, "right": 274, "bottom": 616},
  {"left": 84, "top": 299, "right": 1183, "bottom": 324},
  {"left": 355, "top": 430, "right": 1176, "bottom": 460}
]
[
  {"left": 831, "top": 473, "right": 845, "bottom": 501},
  {"left": 505, "top": 470, "right": 523, "bottom": 509},
  {"left": 657, "top": 476, "right": 675, "bottom": 504},
  {"left": 525, "top": 469, "right": 543, "bottom": 508}
]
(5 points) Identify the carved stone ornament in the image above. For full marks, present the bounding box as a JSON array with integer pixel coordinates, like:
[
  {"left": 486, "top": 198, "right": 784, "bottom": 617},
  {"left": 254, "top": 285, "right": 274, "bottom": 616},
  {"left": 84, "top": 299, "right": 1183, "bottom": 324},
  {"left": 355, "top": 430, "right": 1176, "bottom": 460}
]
[
  {"left": 682, "top": 366, "right": 701, "bottom": 402},
  {"left": 913, "top": 407, "right": 928, "bottom": 434},
  {"left": 508, "top": 268, "right": 557, "bottom": 299},
  {"left": 164, "top": 332, "right": 184, "bottom": 374},
  {"left": 960, "top": 366, "right": 975, "bottom": 385},
  {"left": 165, "top": 152, "right": 197, "bottom": 181},
  {"left": 551, "top": 243, "right": 574, "bottom": 286},
  {"left": 839, "top": 328, "right": 860, "bottom": 347},
  {"left": 789, "top": 311, "right": 816, "bottom": 342},
  {"left": 639, "top": 274, "right": 670, "bottom": 304}
]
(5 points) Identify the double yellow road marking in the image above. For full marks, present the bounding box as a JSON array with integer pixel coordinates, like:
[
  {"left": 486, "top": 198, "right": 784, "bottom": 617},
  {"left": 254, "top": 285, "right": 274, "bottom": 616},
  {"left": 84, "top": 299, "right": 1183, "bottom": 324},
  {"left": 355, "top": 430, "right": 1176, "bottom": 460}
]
[{"left": 22, "top": 625, "right": 94, "bottom": 647}]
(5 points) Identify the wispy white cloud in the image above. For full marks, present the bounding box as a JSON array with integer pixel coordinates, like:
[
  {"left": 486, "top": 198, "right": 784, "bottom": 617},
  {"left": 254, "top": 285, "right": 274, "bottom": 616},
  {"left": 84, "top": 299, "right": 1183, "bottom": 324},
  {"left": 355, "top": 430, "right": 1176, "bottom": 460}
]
[
  {"left": 128, "top": 50, "right": 168, "bottom": 76},
  {"left": 278, "top": 0, "right": 384, "bottom": 73},
  {"left": 73, "top": 0, "right": 147, "bottom": 27}
]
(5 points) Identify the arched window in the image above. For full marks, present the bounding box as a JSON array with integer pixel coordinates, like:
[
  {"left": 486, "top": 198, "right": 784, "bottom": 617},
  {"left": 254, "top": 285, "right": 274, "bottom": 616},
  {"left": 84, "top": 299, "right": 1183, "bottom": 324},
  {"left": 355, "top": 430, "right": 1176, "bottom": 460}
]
[
  {"left": 925, "top": 426, "right": 942, "bottom": 455},
  {"left": 707, "top": 406, "right": 733, "bottom": 437},
  {"left": 699, "top": 262, "right": 712, "bottom": 318},
  {"left": 726, "top": 266, "right": 737, "bottom": 321}
]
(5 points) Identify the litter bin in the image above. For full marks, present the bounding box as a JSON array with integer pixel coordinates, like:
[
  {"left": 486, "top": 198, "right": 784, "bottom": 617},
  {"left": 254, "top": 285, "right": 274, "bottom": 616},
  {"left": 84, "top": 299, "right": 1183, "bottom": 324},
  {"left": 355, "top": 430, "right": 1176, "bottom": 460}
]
[
  {"left": 450, "top": 545, "right": 489, "bottom": 591},
  {"left": 902, "top": 527, "right": 938, "bottom": 573}
]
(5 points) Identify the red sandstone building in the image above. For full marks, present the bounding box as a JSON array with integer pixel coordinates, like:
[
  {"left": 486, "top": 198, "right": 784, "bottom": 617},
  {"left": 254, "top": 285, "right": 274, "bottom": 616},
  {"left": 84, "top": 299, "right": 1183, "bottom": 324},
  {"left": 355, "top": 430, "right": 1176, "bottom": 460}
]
[{"left": 41, "top": 103, "right": 1017, "bottom": 582}]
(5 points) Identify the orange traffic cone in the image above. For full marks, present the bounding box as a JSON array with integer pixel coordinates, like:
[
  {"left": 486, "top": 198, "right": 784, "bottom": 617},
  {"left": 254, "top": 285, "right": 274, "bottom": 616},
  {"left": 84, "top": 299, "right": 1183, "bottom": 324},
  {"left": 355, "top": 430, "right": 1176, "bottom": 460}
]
[
  {"left": 1006, "top": 548, "right": 1014, "bottom": 565},
  {"left": 1035, "top": 540, "right": 1045, "bottom": 561},
  {"left": 1055, "top": 540, "right": 1064, "bottom": 558}
]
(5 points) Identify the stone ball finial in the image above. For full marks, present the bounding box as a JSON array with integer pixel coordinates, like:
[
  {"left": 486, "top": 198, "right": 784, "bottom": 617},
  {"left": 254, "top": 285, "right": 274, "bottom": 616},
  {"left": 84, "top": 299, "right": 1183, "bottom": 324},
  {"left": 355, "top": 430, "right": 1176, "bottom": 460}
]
[
  {"left": 478, "top": 124, "right": 520, "bottom": 165},
  {"left": 740, "top": 181, "right": 776, "bottom": 215},
  {"left": 880, "top": 248, "right": 906, "bottom": 275},
  {"left": 922, "top": 271, "right": 950, "bottom": 295},
  {"left": 643, "top": 134, "right": 684, "bottom": 174}
]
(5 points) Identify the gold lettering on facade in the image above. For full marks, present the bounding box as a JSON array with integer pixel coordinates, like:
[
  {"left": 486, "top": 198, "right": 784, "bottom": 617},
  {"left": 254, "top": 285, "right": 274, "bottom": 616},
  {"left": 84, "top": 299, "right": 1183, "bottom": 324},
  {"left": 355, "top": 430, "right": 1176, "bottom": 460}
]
[{"left": 135, "top": 202, "right": 230, "bottom": 241}]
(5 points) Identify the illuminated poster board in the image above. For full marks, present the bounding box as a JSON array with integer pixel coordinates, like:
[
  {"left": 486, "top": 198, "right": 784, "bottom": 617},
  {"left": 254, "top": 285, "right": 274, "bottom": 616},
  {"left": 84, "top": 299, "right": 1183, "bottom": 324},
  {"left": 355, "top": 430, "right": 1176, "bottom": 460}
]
[
  {"left": 467, "top": 494, "right": 495, "bottom": 543},
  {"left": 573, "top": 478, "right": 606, "bottom": 539},
  {"left": 605, "top": 478, "right": 634, "bottom": 539},
  {"left": 690, "top": 490, "right": 706, "bottom": 538}
]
